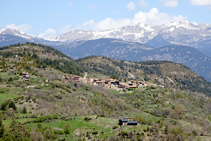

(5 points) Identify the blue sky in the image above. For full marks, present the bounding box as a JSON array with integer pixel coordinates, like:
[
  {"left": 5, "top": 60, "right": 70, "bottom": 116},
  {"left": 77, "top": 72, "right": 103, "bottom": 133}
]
[{"left": 0, "top": 0, "right": 211, "bottom": 38}]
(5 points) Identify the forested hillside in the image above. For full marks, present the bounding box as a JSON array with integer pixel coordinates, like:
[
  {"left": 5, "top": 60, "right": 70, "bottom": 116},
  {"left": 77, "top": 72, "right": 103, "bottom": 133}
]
[
  {"left": 77, "top": 56, "right": 211, "bottom": 96},
  {"left": 0, "top": 43, "right": 211, "bottom": 140}
]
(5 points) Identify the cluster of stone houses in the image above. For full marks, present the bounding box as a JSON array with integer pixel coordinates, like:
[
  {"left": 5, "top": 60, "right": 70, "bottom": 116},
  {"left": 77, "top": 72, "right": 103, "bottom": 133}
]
[
  {"left": 64, "top": 75, "right": 176, "bottom": 91},
  {"left": 65, "top": 76, "right": 80, "bottom": 82},
  {"left": 65, "top": 75, "right": 150, "bottom": 90}
]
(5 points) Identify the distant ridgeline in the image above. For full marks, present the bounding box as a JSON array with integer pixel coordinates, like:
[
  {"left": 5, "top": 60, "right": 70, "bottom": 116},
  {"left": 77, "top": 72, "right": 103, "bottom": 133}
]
[
  {"left": 1, "top": 43, "right": 211, "bottom": 96},
  {"left": 0, "top": 42, "right": 70, "bottom": 58},
  {"left": 0, "top": 42, "right": 84, "bottom": 76}
]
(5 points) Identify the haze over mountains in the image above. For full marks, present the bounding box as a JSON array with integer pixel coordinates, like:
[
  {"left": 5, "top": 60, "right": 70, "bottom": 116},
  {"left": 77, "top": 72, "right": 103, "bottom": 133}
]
[
  {"left": 47, "top": 20, "right": 211, "bottom": 56},
  {"left": 1, "top": 20, "right": 211, "bottom": 82},
  {"left": 1, "top": 20, "right": 211, "bottom": 55}
]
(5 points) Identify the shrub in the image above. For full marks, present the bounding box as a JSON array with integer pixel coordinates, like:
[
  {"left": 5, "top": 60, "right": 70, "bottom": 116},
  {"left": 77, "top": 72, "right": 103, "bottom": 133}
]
[
  {"left": 54, "top": 129, "right": 64, "bottom": 135},
  {"left": 0, "top": 103, "right": 7, "bottom": 111},
  {"left": 22, "top": 107, "right": 27, "bottom": 114},
  {"left": 112, "top": 126, "right": 118, "bottom": 129},
  {"left": 33, "top": 98, "right": 36, "bottom": 103},
  {"left": 8, "top": 77, "right": 13, "bottom": 82},
  {"left": 9, "top": 101, "right": 16, "bottom": 111},
  {"left": 0, "top": 119, "right": 4, "bottom": 138},
  {"left": 30, "top": 131, "right": 44, "bottom": 141},
  {"left": 64, "top": 122, "right": 71, "bottom": 134},
  {"left": 37, "top": 123, "right": 42, "bottom": 129},
  {"left": 92, "top": 131, "right": 98, "bottom": 135},
  {"left": 53, "top": 114, "right": 58, "bottom": 119},
  {"left": 84, "top": 117, "right": 92, "bottom": 121},
  {"left": 44, "top": 129, "right": 52, "bottom": 139},
  {"left": 35, "top": 85, "right": 41, "bottom": 89},
  {"left": 174, "top": 104, "right": 184, "bottom": 119},
  {"left": 133, "top": 116, "right": 146, "bottom": 124},
  {"left": 30, "top": 115, "right": 37, "bottom": 118},
  {"left": 164, "top": 126, "right": 168, "bottom": 134},
  {"left": 7, "top": 108, "right": 14, "bottom": 116}
]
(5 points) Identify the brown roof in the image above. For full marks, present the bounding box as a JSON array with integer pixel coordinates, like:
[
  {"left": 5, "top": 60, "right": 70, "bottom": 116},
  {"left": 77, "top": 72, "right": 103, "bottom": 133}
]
[
  {"left": 106, "top": 79, "right": 114, "bottom": 82},
  {"left": 129, "top": 86, "right": 137, "bottom": 88},
  {"left": 96, "top": 81, "right": 103, "bottom": 83}
]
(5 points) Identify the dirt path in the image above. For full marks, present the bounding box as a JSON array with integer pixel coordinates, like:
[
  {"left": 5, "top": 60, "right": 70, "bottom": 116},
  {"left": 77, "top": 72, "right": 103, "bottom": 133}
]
[{"left": 84, "top": 72, "right": 87, "bottom": 79}]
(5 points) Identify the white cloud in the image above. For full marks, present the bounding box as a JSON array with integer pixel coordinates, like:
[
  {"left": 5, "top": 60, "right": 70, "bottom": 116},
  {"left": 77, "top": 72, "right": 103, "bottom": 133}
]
[
  {"left": 76, "top": 8, "right": 186, "bottom": 30},
  {"left": 160, "top": 0, "right": 178, "bottom": 7},
  {"left": 190, "top": 0, "right": 211, "bottom": 5},
  {"left": 127, "top": 2, "right": 136, "bottom": 11},
  {"left": 6, "top": 24, "right": 32, "bottom": 33},
  {"left": 38, "top": 28, "right": 56, "bottom": 38},
  {"left": 59, "top": 25, "right": 71, "bottom": 34},
  {"left": 90, "top": 5, "right": 99, "bottom": 10},
  {"left": 138, "top": 0, "right": 149, "bottom": 7},
  {"left": 69, "top": 2, "right": 73, "bottom": 6}
]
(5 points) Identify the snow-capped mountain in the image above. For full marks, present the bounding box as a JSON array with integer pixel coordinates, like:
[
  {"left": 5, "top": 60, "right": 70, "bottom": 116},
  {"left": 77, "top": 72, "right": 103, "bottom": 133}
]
[
  {"left": 47, "top": 20, "right": 211, "bottom": 47},
  {"left": 0, "top": 28, "right": 61, "bottom": 47},
  {"left": 1, "top": 20, "right": 211, "bottom": 56},
  {"left": 47, "top": 23, "right": 157, "bottom": 43},
  {"left": 0, "top": 28, "right": 36, "bottom": 40}
]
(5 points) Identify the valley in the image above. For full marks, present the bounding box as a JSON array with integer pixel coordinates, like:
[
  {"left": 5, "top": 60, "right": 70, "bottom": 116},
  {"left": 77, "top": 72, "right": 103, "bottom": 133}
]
[
  {"left": 2, "top": 1, "right": 211, "bottom": 140},
  {"left": 0, "top": 43, "right": 211, "bottom": 140}
]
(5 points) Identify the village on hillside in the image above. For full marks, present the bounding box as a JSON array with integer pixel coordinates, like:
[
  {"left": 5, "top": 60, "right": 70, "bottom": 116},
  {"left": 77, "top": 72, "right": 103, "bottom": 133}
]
[
  {"left": 64, "top": 74, "right": 174, "bottom": 92},
  {"left": 18, "top": 70, "right": 176, "bottom": 92}
]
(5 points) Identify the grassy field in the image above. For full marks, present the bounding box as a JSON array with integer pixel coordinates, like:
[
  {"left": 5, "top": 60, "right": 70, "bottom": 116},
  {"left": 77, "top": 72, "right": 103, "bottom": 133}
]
[
  {"left": 26, "top": 117, "right": 101, "bottom": 132},
  {"left": 2, "top": 118, "right": 35, "bottom": 126},
  {"left": 0, "top": 92, "right": 20, "bottom": 104}
]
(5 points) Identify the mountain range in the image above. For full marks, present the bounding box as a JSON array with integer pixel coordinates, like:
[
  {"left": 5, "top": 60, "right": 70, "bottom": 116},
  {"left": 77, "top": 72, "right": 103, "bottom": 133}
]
[
  {"left": 46, "top": 20, "right": 211, "bottom": 57},
  {"left": 1, "top": 20, "right": 211, "bottom": 56},
  {"left": 1, "top": 20, "right": 211, "bottom": 82},
  {"left": 53, "top": 38, "right": 211, "bottom": 82}
]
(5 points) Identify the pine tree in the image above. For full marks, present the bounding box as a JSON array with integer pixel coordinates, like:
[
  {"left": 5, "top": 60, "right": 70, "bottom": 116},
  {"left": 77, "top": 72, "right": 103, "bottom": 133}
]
[
  {"left": 0, "top": 102, "right": 7, "bottom": 111},
  {"left": 0, "top": 119, "right": 4, "bottom": 138},
  {"left": 9, "top": 101, "right": 16, "bottom": 111},
  {"left": 22, "top": 107, "right": 27, "bottom": 114},
  {"left": 8, "top": 77, "right": 13, "bottom": 82}
]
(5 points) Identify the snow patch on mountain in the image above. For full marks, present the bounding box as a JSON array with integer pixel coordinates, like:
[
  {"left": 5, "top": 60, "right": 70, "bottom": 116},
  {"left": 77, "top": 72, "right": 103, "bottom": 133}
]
[
  {"left": 138, "top": 23, "right": 154, "bottom": 31},
  {"left": 1, "top": 20, "right": 211, "bottom": 52},
  {"left": 0, "top": 28, "right": 6, "bottom": 34},
  {"left": 163, "top": 20, "right": 200, "bottom": 30},
  {"left": 0, "top": 28, "right": 36, "bottom": 40},
  {"left": 46, "top": 20, "right": 211, "bottom": 44}
]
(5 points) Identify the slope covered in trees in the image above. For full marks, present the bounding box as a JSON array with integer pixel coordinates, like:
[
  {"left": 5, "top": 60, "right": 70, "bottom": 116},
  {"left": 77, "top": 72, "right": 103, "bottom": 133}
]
[
  {"left": 1, "top": 43, "right": 211, "bottom": 140},
  {"left": 77, "top": 56, "right": 211, "bottom": 96}
]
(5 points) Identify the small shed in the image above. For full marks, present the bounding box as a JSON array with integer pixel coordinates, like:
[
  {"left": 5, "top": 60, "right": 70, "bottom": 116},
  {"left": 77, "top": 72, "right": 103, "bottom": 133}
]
[
  {"left": 119, "top": 119, "right": 128, "bottom": 126},
  {"left": 22, "top": 75, "right": 29, "bottom": 81},
  {"left": 127, "top": 121, "right": 139, "bottom": 126}
]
